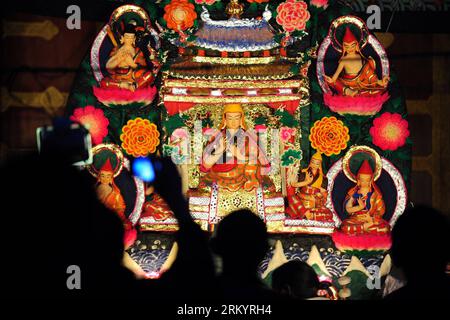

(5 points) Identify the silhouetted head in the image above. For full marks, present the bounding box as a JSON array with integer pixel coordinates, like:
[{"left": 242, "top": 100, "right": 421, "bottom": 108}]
[
  {"left": 390, "top": 205, "right": 450, "bottom": 280},
  {"left": 1, "top": 153, "right": 126, "bottom": 297},
  {"left": 212, "top": 209, "right": 269, "bottom": 273},
  {"left": 272, "top": 260, "right": 320, "bottom": 299}
]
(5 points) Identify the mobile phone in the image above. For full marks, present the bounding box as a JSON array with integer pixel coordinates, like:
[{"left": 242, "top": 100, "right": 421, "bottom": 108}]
[{"left": 132, "top": 156, "right": 162, "bottom": 183}]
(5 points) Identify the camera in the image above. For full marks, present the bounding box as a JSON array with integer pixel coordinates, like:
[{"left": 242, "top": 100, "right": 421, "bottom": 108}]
[{"left": 36, "top": 118, "right": 93, "bottom": 166}]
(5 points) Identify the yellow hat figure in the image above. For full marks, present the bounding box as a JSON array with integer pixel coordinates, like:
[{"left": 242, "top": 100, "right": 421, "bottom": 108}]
[
  {"left": 310, "top": 151, "right": 324, "bottom": 180},
  {"left": 220, "top": 103, "right": 246, "bottom": 130},
  {"left": 311, "top": 151, "right": 323, "bottom": 162},
  {"left": 223, "top": 103, "right": 243, "bottom": 114}
]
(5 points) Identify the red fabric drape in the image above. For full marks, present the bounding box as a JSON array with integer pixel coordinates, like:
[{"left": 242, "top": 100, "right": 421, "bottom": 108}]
[{"left": 164, "top": 101, "right": 196, "bottom": 115}]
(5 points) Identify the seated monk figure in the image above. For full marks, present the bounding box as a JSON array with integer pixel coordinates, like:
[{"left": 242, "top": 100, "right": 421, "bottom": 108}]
[
  {"left": 96, "top": 159, "right": 136, "bottom": 248},
  {"left": 340, "top": 160, "right": 390, "bottom": 235},
  {"left": 324, "top": 27, "right": 389, "bottom": 97},
  {"left": 200, "top": 104, "right": 272, "bottom": 193},
  {"left": 286, "top": 152, "right": 334, "bottom": 222},
  {"left": 100, "top": 24, "right": 155, "bottom": 91}
]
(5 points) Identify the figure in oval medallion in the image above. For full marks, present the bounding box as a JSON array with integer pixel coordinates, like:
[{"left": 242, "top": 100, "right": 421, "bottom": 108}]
[{"left": 340, "top": 159, "right": 390, "bottom": 235}]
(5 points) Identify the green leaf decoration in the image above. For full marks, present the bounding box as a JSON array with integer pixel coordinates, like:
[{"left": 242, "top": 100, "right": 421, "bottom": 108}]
[
  {"left": 289, "top": 63, "right": 300, "bottom": 75},
  {"left": 281, "top": 149, "right": 303, "bottom": 167},
  {"left": 188, "top": 31, "right": 198, "bottom": 42},
  {"left": 275, "top": 110, "right": 299, "bottom": 127},
  {"left": 213, "top": 1, "right": 224, "bottom": 11},
  {"left": 273, "top": 33, "right": 284, "bottom": 43},
  {"left": 247, "top": 2, "right": 258, "bottom": 14},
  {"left": 163, "top": 144, "right": 176, "bottom": 157},
  {"left": 202, "top": 117, "right": 214, "bottom": 128},
  {"left": 254, "top": 116, "right": 267, "bottom": 126},
  {"left": 311, "top": 102, "right": 322, "bottom": 113},
  {"left": 163, "top": 113, "right": 189, "bottom": 136},
  {"left": 310, "top": 80, "right": 323, "bottom": 95}
]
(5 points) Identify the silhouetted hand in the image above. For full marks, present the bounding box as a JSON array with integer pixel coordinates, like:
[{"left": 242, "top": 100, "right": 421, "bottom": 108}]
[
  {"left": 153, "top": 158, "right": 181, "bottom": 198},
  {"left": 153, "top": 157, "right": 190, "bottom": 224}
]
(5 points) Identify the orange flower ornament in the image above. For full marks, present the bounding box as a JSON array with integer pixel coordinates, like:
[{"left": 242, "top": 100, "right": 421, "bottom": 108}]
[
  {"left": 120, "top": 118, "right": 160, "bottom": 157},
  {"left": 309, "top": 116, "right": 350, "bottom": 156}
]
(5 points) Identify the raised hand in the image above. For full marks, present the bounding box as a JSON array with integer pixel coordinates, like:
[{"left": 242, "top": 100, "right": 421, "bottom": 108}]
[
  {"left": 124, "top": 54, "right": 137, "bottom": 68},
  {"left": 304, "top": 171, "right": 314, "bottom": 184},
  {"left": 153, "top": 157, "right": 182, "bottom": 202},
  {"left": 116, "top": 48, "right": 129, "bottom": 60},
  {"left": 324, "top": 75, "right": 334, "bottom": 84},
  {"left": 357, "top": 197, "right": 366, "bottom": 210},
  {"left": 215, "top": 135, "right": 226, "bottom": 155}
]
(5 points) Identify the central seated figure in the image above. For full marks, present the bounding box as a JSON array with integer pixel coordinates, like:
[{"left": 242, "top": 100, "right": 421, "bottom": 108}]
[
  {"left": 200, "top": 103, "right": 272, "bottom": 193},
  {"left": 188, "top": 104, "right": 284, "bottom": 223}
]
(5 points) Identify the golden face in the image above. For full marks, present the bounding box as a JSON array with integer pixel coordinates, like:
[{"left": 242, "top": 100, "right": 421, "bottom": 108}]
[
  {"left": 225, "top": 112, "right": 242, "bottom": 130},
  {"left": 121, "top": 33, "right": 135, "bottom": 46},
  {"left": 309, "top": 159, "right": 322, "bottom": 171},
  {"left": 343, "top": 41, "right": 358, "bottom": 54},
  {"left": 357, "top": 173, "right": 372, "bottom": 188},
  {"left": 99, "top": 171, "right": 114, "bottom": 185}
]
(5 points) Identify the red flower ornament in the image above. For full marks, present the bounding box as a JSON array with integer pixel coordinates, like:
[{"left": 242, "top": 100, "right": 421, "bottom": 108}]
[
  {"left": 369, "top": 112, "right": 409, "bottom": 151},
  {"left": 70, "top": 105, "right": 109, "bottom": 145},
  {"left": 164, "top": 0, "right": 197, "bottom": 32},
  {"left": 310, "top": 0, "right": 328, "bottom": 9},
  {"left": 276, "top": 0, "right": 311, "bottom": 33}
]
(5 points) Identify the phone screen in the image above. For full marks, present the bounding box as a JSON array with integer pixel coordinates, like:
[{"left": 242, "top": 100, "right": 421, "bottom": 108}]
[{"left": 132, "top": 157, "right": 156, "bottom": 183}]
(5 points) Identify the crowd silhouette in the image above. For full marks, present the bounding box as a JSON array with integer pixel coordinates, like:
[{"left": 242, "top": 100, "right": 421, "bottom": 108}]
[
  {"left": 211, "top": 209, "right": 286, "bottom": 302},
  {"left": 272, "top": 260, "right": 325, "bottom": 300},
  {"left": 1, "top": 149, "right": 449, "bottom": 301},
  {"left": 385, "top": 205, "right": 450, "bottom": 299}
]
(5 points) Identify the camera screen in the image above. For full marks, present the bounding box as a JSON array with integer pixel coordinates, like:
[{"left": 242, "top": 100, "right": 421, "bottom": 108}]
[{"left": 36, "top": 124, "right": 93, "bottom": 166}]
